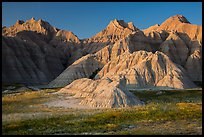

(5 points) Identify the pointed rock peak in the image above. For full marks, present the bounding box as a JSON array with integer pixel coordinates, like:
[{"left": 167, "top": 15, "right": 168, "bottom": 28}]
[
  {"left": 108, "top": 19, "right": 127, "bottom": 28},
  {"left": 37, "top": 18, "right": 49, "bottom": 24},
  {"left": 31, "top": 17, "right": 35, "bottom": 21},
  {"left": 142, "top": 24, "right": 160, "bottom": 32},
  {"left": 38, "top": 19, "right": 43, "bottom": 22},
  {"left": 128, "top": 22, "right": 137, "bottom": 30},
  {"left": 116, "top": 19, "right": 128, "bottom": 28},
  {"left": 117, "top": 19, "right": 127, "bottom": 26},
  {"left": 27, "top": 17, "right": 36, "bottom": 23},
  {"left": 37, "top": 18, "right": 48, "bottom": 25},
  {"left": 172, "top": 14, "right": 190, "bottom": 23},
  {"left": 108, "top": 19, "right": 138, "bottom": 30},
  {"left": 15, "top": 20, "right": 24, "bottom": 25},
  {"left": 154, "top": 24, "right": 160, "bottom": 27},
  {"left": 165, "top": 14, "right": 191, "bottom": 24},
  {"left": 112, "top": 19, "right": 124, "bottom": 24}
]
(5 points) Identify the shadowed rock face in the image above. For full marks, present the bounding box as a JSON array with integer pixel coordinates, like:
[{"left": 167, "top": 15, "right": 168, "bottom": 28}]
[
  {"left": 2, "top": 18, "right": 81, "bottom": 85},
  {"left": 2, "top": 36, "right": 65, "bottom": 85}
]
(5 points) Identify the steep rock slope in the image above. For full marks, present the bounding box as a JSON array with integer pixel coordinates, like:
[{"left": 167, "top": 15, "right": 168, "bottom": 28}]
[
  {"left": 2, "top": 15, "right": 202, "bottom": 87},
  {"left": 49, "top": 29, "right": 84, "bottom": 66},
  {"left": 2, "top": 36, "right": 64, "bottom": 84},
  {"left": 2, "top": 18, "right": 81, "bottom": 85},
  {"left": 96, "top": 51, "right": 196, "bottom": 89},
  {"left": 143, "top": 15, "right": 202, "bottom": 82},
  {"left": 82, "top": 19, "right": 139, "bottom": 53},
  {"left": 48, "top": 29, "right": 152, "bottom": 87},
  {"left": 2, "top": 17, "right": 57, "bottom": 41},
  {"left": 49, "top": 54, "right": 104, "bottom": 87},
  {"left": 56, "top": 50, "right": 196, "bottom": 108},
  {"left": 94, "top": 30, "right": 152, "bottom": 64}
]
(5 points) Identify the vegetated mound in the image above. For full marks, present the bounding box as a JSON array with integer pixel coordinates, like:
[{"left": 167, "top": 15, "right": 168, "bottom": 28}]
[{"left": 58, "top": 77, "right": 142, "bottom": 108}]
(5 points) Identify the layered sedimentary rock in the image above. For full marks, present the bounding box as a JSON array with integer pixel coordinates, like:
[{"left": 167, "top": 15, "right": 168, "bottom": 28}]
[
  {"left": 58, "top": 77, "right": 142, "bottom": 108},
  {"left": 49, "top": 29, "right": 84, "bottom": 66},
  {"left": 2, "top": 17, "right": 57, "bottom": 41},
  {"left": 185, "top": 50, "right": 202, "bottom": 81},
  {"left": 49, "top": 54, "right": 104, "bottom": 87},
  {"left": 143, "top": 15, "right": 202, "bottom": 82},
  {"left": 2, "top": 36, "right": 65, "bottom": 84},
  {"left": 57, "top": 50, "right": 196, "bottom": 108},
  {"left": 159, "top": 31, "right": 189, "bottom": 66},
  {"left": 144, "top": 15, "right": 202, "bottom": 42},
  {"left": 96, "top": 50, "right": 196, "bottom": 89},
  {"left": 2, "top": 18, "right": 81, "bottom": 85},
  {"left": 2, "top": 15, "right": 202, "bottom": 88},
  {"left": 49, "top": 15, "right": 201, "bottom": 88},
  {"left": 49, "top": 30, "right": 152, "bottom": 87},
  {"left": 82, "top": 19, "right": 139, "bottom": 53},
  {"left": 94, "top": 31, "right": 152, "bottom": 64}
]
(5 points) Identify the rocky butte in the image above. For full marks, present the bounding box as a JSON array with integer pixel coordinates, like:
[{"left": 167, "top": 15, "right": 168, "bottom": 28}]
[{"left": 2, "top": 15, "right": 202, "bottom": 108}]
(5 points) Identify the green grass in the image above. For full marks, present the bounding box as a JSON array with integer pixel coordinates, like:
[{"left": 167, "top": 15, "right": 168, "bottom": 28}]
[
  {"left": 2, "top": 88, "right": 61, "bottom": 114},
  {"left": 2, "top": 88, "right": 202, "bottom": 135},
  {"left": 130, "top": 89, "right": 202, "bottom": 103}
]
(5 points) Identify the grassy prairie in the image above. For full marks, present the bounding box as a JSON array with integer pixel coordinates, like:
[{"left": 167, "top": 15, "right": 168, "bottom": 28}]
[{"left": 2, "top": 88, "right": 202, "bottom": 135}]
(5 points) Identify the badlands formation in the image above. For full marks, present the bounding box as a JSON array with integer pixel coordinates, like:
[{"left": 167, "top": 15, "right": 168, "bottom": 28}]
[{"left": 2, "top": 15, "right": 202, "bottom": 108}]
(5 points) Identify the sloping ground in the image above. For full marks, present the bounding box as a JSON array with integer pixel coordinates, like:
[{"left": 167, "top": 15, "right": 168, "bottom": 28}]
[
  {"left": 2, "top": 88, "right": 202, "bottom": 135},
  {"left": 58, "top": 77, "right": 142, "bottom": 108}
]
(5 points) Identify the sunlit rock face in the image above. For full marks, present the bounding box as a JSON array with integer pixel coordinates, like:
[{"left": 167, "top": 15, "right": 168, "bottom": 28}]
[
  {"left": 143, "top": 14, "right": 202, "bottom": 82},
  {"left": 2, "top": 15, "right": 202, "bottom": 88},
  {"left": 82, "top": 19, "right": 139, "bottom": 54},
  {"left": 58, "top": 77, "right": 142, "bottom": 108},
  {"left": 49, "top": 29, "right": 153, "bottom": 87},
  {"left": 48, "top": 54, "right": 104, "bottom": 88},
  {"left": 96, "top": 50, "right": 196, "bottom": 89}
]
